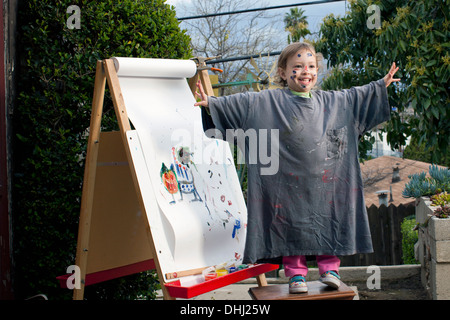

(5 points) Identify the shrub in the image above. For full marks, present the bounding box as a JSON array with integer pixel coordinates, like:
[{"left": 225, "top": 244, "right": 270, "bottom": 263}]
[
  {"left": 401, "top": 216, "right": 419, "bottom": 264},
  {"left": 13, "top": 0, "right": 191, "bottom": 299}
]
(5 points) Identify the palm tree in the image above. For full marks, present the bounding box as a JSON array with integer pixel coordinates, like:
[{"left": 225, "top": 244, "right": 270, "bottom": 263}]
[{"left": 284, "top": 7, "right": 311, "bottom": 43}]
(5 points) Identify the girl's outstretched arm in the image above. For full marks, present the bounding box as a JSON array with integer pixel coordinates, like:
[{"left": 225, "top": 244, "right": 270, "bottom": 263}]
[
  {"left": 194, "top": 80, "right": 209, "bottom": 107},
  {"left": 383, "top": 62, "right": 401, "bottom": 87}
]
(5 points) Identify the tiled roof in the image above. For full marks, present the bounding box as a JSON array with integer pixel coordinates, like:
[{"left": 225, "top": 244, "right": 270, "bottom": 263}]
[{"left": 359, "top": 155, "right": 443, "bottom": 207}]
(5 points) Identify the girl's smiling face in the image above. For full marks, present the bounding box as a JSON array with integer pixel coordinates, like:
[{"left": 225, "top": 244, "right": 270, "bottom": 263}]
[{"left": 279, "top": 49, "right": 318, "bottom": 93}]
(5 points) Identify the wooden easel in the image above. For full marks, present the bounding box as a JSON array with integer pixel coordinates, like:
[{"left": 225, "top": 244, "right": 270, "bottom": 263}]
[{"left": 65, "top": 58, "right": 274, "bottom": 300}]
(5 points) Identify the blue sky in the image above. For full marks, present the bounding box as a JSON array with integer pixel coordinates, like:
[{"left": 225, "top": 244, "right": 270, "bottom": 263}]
[{"left": 166, "top": 0, "right": 348, "bottom": 35}]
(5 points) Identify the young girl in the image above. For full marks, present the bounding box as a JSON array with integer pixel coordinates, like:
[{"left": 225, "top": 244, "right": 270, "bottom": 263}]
[{"left": 195, "top": 42, "right": 400, "bottom": 293}]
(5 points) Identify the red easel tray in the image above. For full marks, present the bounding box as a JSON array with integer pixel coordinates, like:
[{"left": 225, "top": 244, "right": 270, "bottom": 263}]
[{"left": 164, "top": 263, "right": 279, "bottom": 299}]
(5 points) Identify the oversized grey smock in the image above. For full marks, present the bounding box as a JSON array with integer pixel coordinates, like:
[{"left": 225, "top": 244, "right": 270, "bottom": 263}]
[{"left": 201, "top": 79, "right": 390, "bottom": 264}]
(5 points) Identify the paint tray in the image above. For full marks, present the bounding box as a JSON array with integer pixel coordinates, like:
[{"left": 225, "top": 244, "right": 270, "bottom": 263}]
[{"left": 164, "top": 263, "right": 279, "bottom": 299}]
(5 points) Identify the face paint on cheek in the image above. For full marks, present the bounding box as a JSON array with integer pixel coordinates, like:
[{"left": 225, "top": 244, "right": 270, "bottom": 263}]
[
  {"left": 291, "top": 70, "right": 297, "bottom": 80},
  {"left": 297, "top": 54, "right": 301, "bottom": 57}
]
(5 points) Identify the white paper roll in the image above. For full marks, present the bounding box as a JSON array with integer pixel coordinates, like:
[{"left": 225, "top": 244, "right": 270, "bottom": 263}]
[
  {"left": 112, "top": 57, "right": 197, "bottom": 79},
  {"left": 115, "top": 58, "right": 247, "bottom": 278}
]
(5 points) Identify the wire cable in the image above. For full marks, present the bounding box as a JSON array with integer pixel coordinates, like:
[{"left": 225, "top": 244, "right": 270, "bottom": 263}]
[{"left": 177, "top": 0, "right": 344, "bottom": 21}]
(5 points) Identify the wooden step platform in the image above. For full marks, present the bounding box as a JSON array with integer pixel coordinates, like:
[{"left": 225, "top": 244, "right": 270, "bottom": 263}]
[{"left": 249, "top": 281, "right": 356, "bottom": 300}]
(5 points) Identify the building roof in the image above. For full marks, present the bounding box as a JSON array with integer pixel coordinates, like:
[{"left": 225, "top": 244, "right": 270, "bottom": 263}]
[{"left": 360, "top": 155, "right": 442, "bottom": 207}]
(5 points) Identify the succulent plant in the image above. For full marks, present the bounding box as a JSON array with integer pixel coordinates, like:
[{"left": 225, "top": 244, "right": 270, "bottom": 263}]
[
  {"left": 402, "top": 165, "right": 450, "bottom": 199},
  {"left": 433, "top": 206, "right": 450, "bottom": 219},
  {"left": 431, "top": 192, "right": 450, "bottom": 207},
  {"left": 403, "top": 166, "right": 450, "bottom": 219}
]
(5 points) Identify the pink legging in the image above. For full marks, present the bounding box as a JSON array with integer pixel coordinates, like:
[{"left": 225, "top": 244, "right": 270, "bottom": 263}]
[{"left": 283, "top": 255, "right": 340, "bottom": 278}]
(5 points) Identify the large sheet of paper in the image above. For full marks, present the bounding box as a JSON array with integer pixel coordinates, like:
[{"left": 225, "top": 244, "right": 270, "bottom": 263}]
[{"left": 112, "top": 57, "right": 247, "bottom": 281}]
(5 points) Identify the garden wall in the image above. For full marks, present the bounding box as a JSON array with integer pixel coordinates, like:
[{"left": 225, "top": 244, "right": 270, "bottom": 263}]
[{"left": 415, "top": 197, "right": 450, "bottom": 299}]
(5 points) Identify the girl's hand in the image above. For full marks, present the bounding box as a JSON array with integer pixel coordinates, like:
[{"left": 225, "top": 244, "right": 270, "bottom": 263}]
[
  {"left": 194, "top": 80, "right": 209, "bottom": 107},
  {"left": 384, "top": 62, "right": 401, "bottom": 87}
]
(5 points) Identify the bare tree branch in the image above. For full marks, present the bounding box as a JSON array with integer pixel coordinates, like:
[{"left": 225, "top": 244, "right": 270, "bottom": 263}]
[{"left": 179, "top": 0, "right": 285, "bottom": 94}]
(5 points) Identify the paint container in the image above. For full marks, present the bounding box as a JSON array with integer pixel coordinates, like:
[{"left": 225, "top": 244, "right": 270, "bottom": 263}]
[
  {"left": 237, "top": 264, "right": 248, "bottom": 270},
  {"left": 216, "top": 269, "right": 228, "bottom": 277},
  {"left": 227, "top": 266, "right": 236, "bottom": 273},
  {"left": 202, "top": 266, "right": 217, "bottom": 281},
  {"left": 204, "top": 271, "right": 218, "bottom": 281}
]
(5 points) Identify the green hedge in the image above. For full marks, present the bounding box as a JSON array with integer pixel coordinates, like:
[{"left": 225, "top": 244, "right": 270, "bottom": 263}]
[
  {"left": 13, "top": 0, "right": 191, "bottom": 299},
  {"left": 401, "top": 216, "right": 419, "bottom": 264}
]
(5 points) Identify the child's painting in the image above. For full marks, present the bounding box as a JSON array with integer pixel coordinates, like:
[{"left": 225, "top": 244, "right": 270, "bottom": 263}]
[{"left": 112, "top": 57, "right": 247, "bottom": 280}]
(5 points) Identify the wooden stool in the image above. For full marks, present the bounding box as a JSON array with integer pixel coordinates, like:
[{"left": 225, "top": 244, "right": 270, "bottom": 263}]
[{"left": 249, "top": 281, "right": 356, "bottom": 300}]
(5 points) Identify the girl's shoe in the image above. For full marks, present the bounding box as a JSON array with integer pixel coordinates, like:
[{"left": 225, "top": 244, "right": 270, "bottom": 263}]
[
  {"left": 289, "top": 275, "right": 308, "bottom": 293},
  {"left": 319, "top": 270, "right": 341, "bottom": 289}
]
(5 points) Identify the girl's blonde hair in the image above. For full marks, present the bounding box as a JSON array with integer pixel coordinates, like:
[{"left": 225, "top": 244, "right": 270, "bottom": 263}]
[{"left": 274, "top": 42, "right": 324, "bottom": 87}]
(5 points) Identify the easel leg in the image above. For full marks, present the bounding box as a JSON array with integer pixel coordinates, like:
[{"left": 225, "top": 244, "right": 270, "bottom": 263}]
[
  {"left": 188, "top": 73, "right": 199, "bottom": 96},
  {"left": 73, "top": 61, "right": 106, "bottom": 300},
  {"left": 188, "top": 60, "right": 215, "bottom": 98}
]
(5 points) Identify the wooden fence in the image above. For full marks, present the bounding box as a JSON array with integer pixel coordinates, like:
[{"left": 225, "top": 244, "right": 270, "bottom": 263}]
[{"left": 338, "top": 204, "right": 416, "bottom": 266}]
